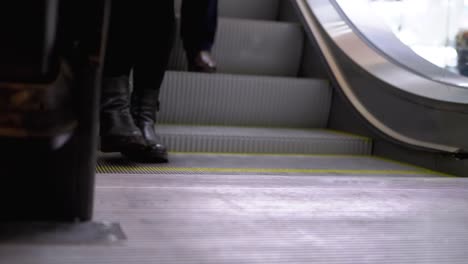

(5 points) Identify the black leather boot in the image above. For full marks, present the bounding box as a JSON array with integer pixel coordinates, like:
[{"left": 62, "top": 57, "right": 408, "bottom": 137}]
[
  {"left": 188, "top": 51, "right": 217, "bottom": 73},
  {"left": 100, "top": 76, "right": 150, "bottom": 161},
  {"left": 131, "top": 88, "right": 169, "bottom": 163}
]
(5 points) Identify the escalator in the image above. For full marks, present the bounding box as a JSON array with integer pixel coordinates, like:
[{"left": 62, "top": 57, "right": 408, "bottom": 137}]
[
  {"left": 4, "top": 0, "right": 468, "bottom": 263},
  {"left": 296, "top": 0, "right": 468, "bottom": 167}
]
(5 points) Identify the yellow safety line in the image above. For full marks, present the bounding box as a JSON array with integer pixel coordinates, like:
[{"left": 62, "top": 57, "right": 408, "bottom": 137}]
[
  {"left": 96, "top": 165, "right": 434, "bottom": 176},
  {"left": 160, "top": 153, "right": 456, "bottom": 178},
  {"left": 98, "top": 152, "right": 456, "bottom": 177}
]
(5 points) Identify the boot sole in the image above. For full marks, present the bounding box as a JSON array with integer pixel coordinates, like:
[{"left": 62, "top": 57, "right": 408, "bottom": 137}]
[
  {"left": 121, "top": 150, "right": 169, "bottom": 164},
  {"left": 100, "top": 136, "right": 146, "bottom": 152}
]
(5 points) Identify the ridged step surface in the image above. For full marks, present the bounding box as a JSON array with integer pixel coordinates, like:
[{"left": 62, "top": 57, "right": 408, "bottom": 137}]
[
  {"left": 175, "top": 0, "right": 281, "bottom": 20},
  {"left": 159, "top": 71, "right": 331, "bottom": 127},
  {"left": 169, "top": 18, "right": 304, "bottom": 77},
  {"left": 5, "top": 173, "right": 468, "bottom": 264},
  {"left": 155, "top": 125, "right": 372, "bottom": 155}
]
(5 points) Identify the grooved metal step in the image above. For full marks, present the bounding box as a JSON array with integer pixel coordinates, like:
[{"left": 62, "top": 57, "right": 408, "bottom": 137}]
[
  {"left": 169, "top": 18, "right": 304, "bottom": 77},
  {"left": 159, "top": 71, "right": 331, "bottom": 127},
  {"left": 155, "top": 125, "right": 372, "bottom": 155},
  {"left": 6, "top": 173, "right": 466, "bottom": 264},
  {"left": 175, "top": 0, "right": 281, "bottom": 20}
]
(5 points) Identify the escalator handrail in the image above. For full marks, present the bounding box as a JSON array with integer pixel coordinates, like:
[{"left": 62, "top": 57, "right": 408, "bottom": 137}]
[
  {"left": 332, "top": 0, "right": 468, "bottom": 91},
  {"left": 294, "top": 0, "right": 463, "bottom": 154}
]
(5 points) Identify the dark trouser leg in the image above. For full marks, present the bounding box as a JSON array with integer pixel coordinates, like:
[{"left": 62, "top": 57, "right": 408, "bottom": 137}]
[
  {"left": 131, "top": 0, "right": 175, "bottom": 163},
  {"left": 102, "top": 1, "right": 137, "bottom": 77},
  {"left": 181, "top": 0, "right": 218, "bottom": 72},
  {"left": 100, "top": 2, "right": 148, "bottom": 159}
]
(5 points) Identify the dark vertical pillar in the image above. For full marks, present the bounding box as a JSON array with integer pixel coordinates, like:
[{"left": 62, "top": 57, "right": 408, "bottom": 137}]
[{"left": 0, "top": 0, "right": 110, "bottom": 221}]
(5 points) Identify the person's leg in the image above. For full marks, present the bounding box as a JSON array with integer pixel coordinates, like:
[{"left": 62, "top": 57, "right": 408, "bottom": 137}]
[
  {"left": 100, "top": 2, "right": 148, "bottom": 159},
  {"left": 131, "top": 0, "right": 175, "bottom": 162},
  {"left": 181, "top": 0, "right": 218, "bottom": 72},
  {"left": 102, "top": 1, "right": 136, "bottom": 78}
]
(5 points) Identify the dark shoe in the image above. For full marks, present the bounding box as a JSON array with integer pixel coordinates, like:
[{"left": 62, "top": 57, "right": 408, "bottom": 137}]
[
  {"left": 100, "top": 76, "right": 150, "bottom": 161},
  {"left": 188, "top": 51, "right": 217, "bottom": 73},
  {"left": 131, "top": 88, "right": 169, "bottom": 163}
]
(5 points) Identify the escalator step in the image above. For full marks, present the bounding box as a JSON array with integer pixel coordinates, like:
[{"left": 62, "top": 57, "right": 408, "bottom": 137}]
[
  {"left": 159, "top": 71, "right": 331, "bottom": 127},
  {"left": 168, "top": 18, "right": 304, "bottom": 77},
  {"left": 155, "top": 125, "right": 372, "bottom": 155}
]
